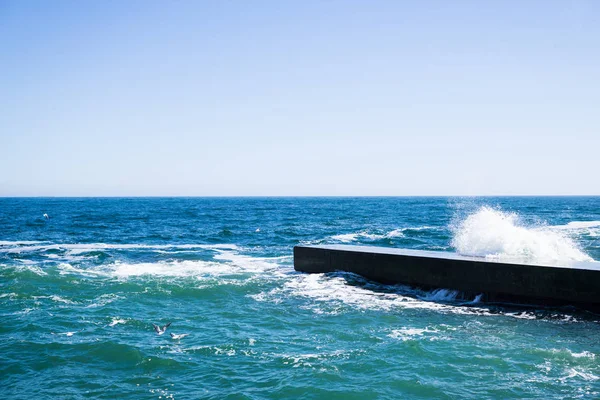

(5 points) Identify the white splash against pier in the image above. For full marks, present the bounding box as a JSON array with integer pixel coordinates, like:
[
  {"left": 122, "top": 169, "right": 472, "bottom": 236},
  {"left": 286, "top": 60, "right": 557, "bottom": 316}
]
[{"left": 451, "top": 206, "right": 593, "bottom": 266}]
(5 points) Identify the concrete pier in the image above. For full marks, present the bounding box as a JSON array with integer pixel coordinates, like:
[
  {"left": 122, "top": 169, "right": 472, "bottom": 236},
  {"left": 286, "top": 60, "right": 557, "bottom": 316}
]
[{"left": 294, "top": 245, "right": 600, "bottom": 311}]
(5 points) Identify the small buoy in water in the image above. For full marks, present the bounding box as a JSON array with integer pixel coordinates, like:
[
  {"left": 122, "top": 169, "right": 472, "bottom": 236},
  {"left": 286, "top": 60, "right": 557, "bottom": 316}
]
[
  {"left": 43, "top": 213, "right": 49, "bottom": 220},
  {"left": 255, "top": 228, "right": 260, "bottom": 232}
]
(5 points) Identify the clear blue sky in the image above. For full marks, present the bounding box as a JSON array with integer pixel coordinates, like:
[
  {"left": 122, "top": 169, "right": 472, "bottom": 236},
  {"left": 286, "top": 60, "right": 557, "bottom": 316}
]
[{"left": 1, "top": 1, "right": 598, "bottom": 196}]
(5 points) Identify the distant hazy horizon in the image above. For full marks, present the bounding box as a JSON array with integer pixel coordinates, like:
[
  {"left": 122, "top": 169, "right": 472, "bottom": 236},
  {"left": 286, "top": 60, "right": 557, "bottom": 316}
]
[
  {"left": 2, "top": 1, "right": 598, "bottom": 196},
  {"left": 1, "top": 195, "right": 600, "bottom": 199}
]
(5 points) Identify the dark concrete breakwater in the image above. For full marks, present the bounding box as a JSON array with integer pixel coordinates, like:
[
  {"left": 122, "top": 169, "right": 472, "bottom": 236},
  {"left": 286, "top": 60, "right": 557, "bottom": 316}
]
[{"left": 294, "top": 245, "right": 600, "bottom": 311}]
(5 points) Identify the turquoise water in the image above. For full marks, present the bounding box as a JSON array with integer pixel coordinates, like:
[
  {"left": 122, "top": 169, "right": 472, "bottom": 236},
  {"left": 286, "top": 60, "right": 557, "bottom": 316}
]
[{"left": 1, "top": 197, "right": 600, "bottom": 399}]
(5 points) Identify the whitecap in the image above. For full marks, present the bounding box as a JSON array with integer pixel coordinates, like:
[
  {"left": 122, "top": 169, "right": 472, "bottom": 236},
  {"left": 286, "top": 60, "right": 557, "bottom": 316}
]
[
  {"left": 58, "top": 263, "right": 103, "bottom": 277},
  {"left": 0, "top": 240, "right": 45, "bottom": 246},
  {"left": 32, "top": 295, "right": 76, "bottom": 304},
  {"left": 6, "top": 264, "right": 48, "bottom": 276},
  {"left": 330, "top": 233, "right": 360, "bottom": 243},
  {"left": 561, "top": 368, "right": 599, "bottom": 382},
  {"left": 329, "top": 226, "right": 439, "bottom": 243},
  {"left": 550, "top": 221, "right": 600, "bottom": 230},
  {"left": 571, "top": 350, "right": 596, "bottom": 359},
  {"left": 0, "top": 242, "right": 239, "bottom": 254},
  {"left": 388, "top": 327, "right": 439, "bottom": 341},
  {"left": 330, "top": 230, "right": 403, "bottom": 243},
  {"left": 98, "top": 250, "right": 286, "bottom": 280},
  {"left": 86, "top": 293, "right": 122, "bottom": 308}
]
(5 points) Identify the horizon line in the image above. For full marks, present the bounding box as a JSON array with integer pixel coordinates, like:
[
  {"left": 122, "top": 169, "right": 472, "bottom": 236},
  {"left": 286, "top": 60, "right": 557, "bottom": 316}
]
[{"left": 1, "top": 194, "right": 600, "bottom": 199}]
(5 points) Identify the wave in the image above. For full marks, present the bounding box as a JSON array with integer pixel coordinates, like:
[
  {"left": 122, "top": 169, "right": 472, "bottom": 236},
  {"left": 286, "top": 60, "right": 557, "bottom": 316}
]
[
  {"left": 329, "top": 226, "right": 438, "bottom": 243},
  {"left": 0, "top": 242, "right": 240, "bottom": 263},
  {"left": 551, "top": 221, "right": 600, "bottom": 230},
  {"left": 32, "top": 295, "right": 77, "bottom": 305},
  {"left": 50, "top": 249, "right": 287, "bottom": 280},
  {"left": 1, "top": 243, "right": 291, "bottom": 289},
  {"left": 388, "top": 326, "right": 447, "bottom": 341},
  {"left": 451, "top": 207, "right": 594, "bottom": 266},
  {"left": 1, "top": 263, "right": 48, "bottom": 276},
  {"left": 549, "top": 221, "right": 600, "bottom": 238},
  {"left": 0, "top": 240, "right": 44, "bottom": 246},
  {"left": 252, "top": 270, "right": 593, "bottom": 322},
  {"left": 0, "top": 241, "right": 238, "bottom": 253},
  {"left": 329, "top": 231, "right": 394, "bottom": 242},
  {"left": 263, "top": 272, "right": 490, "bottom": 316}
]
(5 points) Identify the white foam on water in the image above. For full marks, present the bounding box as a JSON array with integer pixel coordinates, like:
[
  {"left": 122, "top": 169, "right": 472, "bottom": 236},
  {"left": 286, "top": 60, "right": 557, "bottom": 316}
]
[
  {"left": 330, "top": 230, "right": 401, "bottom": 243},
  {"left": 329, "top": 226, "right": 439, "bottom": 243},
  {"left": 0, "top": 242, "right": 239, "bottom": 254},
  {"left": 331, "top": 229, "right": 406, "bottom": 242},
  {"left": 0, "top": 240, "right": 44, "bottom": 246},
  {"left": 51, "top": 331, "right": 77, "bottom": 337},
  {"left": 386, "top": 228, "right": 407, "bottom": 238},
  {"left": 549, "top": 221, "right": 600, "bottom": 239},
  {"left": 546, "top": 348, "right": 597, "bottom": 360},
  {"left": 260, "top": 272, "right": 584, "bottom": 322},
  {"left": 571, "top": 351, "right": 596, "bottom": 359},
  {"left": 32, "top": 295, "right": 77, "bottom": 305},
  {"left": 330, "top": 233, "right": 361, "bottom": 242},
  {"left": 9, "top": 264, "right": 48, "bottom": 276},
  {"left": 282, "top": 273, "right": 400, "bottom": 311},
  {"left": 567, "top": 350, "right": 596, "bottom": 360},
  {"left": 405, "top": 226, "right": 438, "bottom": 231},
  {"left": 388, "top": 327, "right": 439, "bottom": 341},
  {"left": 213, "top": 251, "right": 287, "bottom": 275},
  {"left": 2, "top": 242, "right": 247, "bottom": 277},
  {"left": 0, "top": 244, "right": 62, "bottom": 254},
  {"left": 108, "top": 260, "right": 230, "bottom": 278},
  {"left": 152, "top": 249, "right": 206, "bottom": 254},
  {"left": 275, "top": 273, "right": 493, "bottom": 316},
  {"left": 213, "top": 347, "right": 236, "bottom": 357},
  {"left": 50, "top": 295, "right": 76, "bottom": 304},
  {"left": 550, "top": 221, "right": 600, "bottom": 230},
  {"left": 276, "top": 349, "right": 356, "bottom": 370},
  {"left": 23, "top": 247, "right": 288, "bottom": 289},
  {"left": 86, "top": 293, "right": 122, "bottom": 308},
  {"left": 561, "top": 368, "right": 599, "bottom": 382},
  {"left": 91, "top": 250, "right": 286, "bottom": 281},
  {"left": 451, "top": 206, "right": 594, "bottom": 266},
  {"left": 510, "top": 311, "right": 538, "bottom": 320},
  {"left": 57, "top": 263, "right": 103, "bottom": 277}
]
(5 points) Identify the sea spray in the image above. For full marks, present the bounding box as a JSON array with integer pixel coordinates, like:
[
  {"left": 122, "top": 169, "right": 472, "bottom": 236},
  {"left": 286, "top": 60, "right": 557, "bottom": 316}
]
[{"left": 451, "top": 206, "right": 593, "bottom": 265}]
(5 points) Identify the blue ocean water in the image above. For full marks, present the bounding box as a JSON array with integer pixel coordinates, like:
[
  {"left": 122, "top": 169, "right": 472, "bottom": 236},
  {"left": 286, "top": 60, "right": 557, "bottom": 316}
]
[{"left": 1, "top": 197, "right": 600, "bottom": 399}]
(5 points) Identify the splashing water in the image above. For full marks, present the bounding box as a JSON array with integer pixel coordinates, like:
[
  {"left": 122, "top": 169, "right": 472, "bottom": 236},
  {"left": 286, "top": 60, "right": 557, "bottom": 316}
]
[{"left": 451, "top": 206, "right": 593, "bottom": 265}]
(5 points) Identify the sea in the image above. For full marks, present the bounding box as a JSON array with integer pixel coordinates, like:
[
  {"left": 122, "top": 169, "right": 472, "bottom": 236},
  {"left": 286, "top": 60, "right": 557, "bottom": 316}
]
[{"left": 1, "top": 197, "right": 600, "bottom": 399}]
